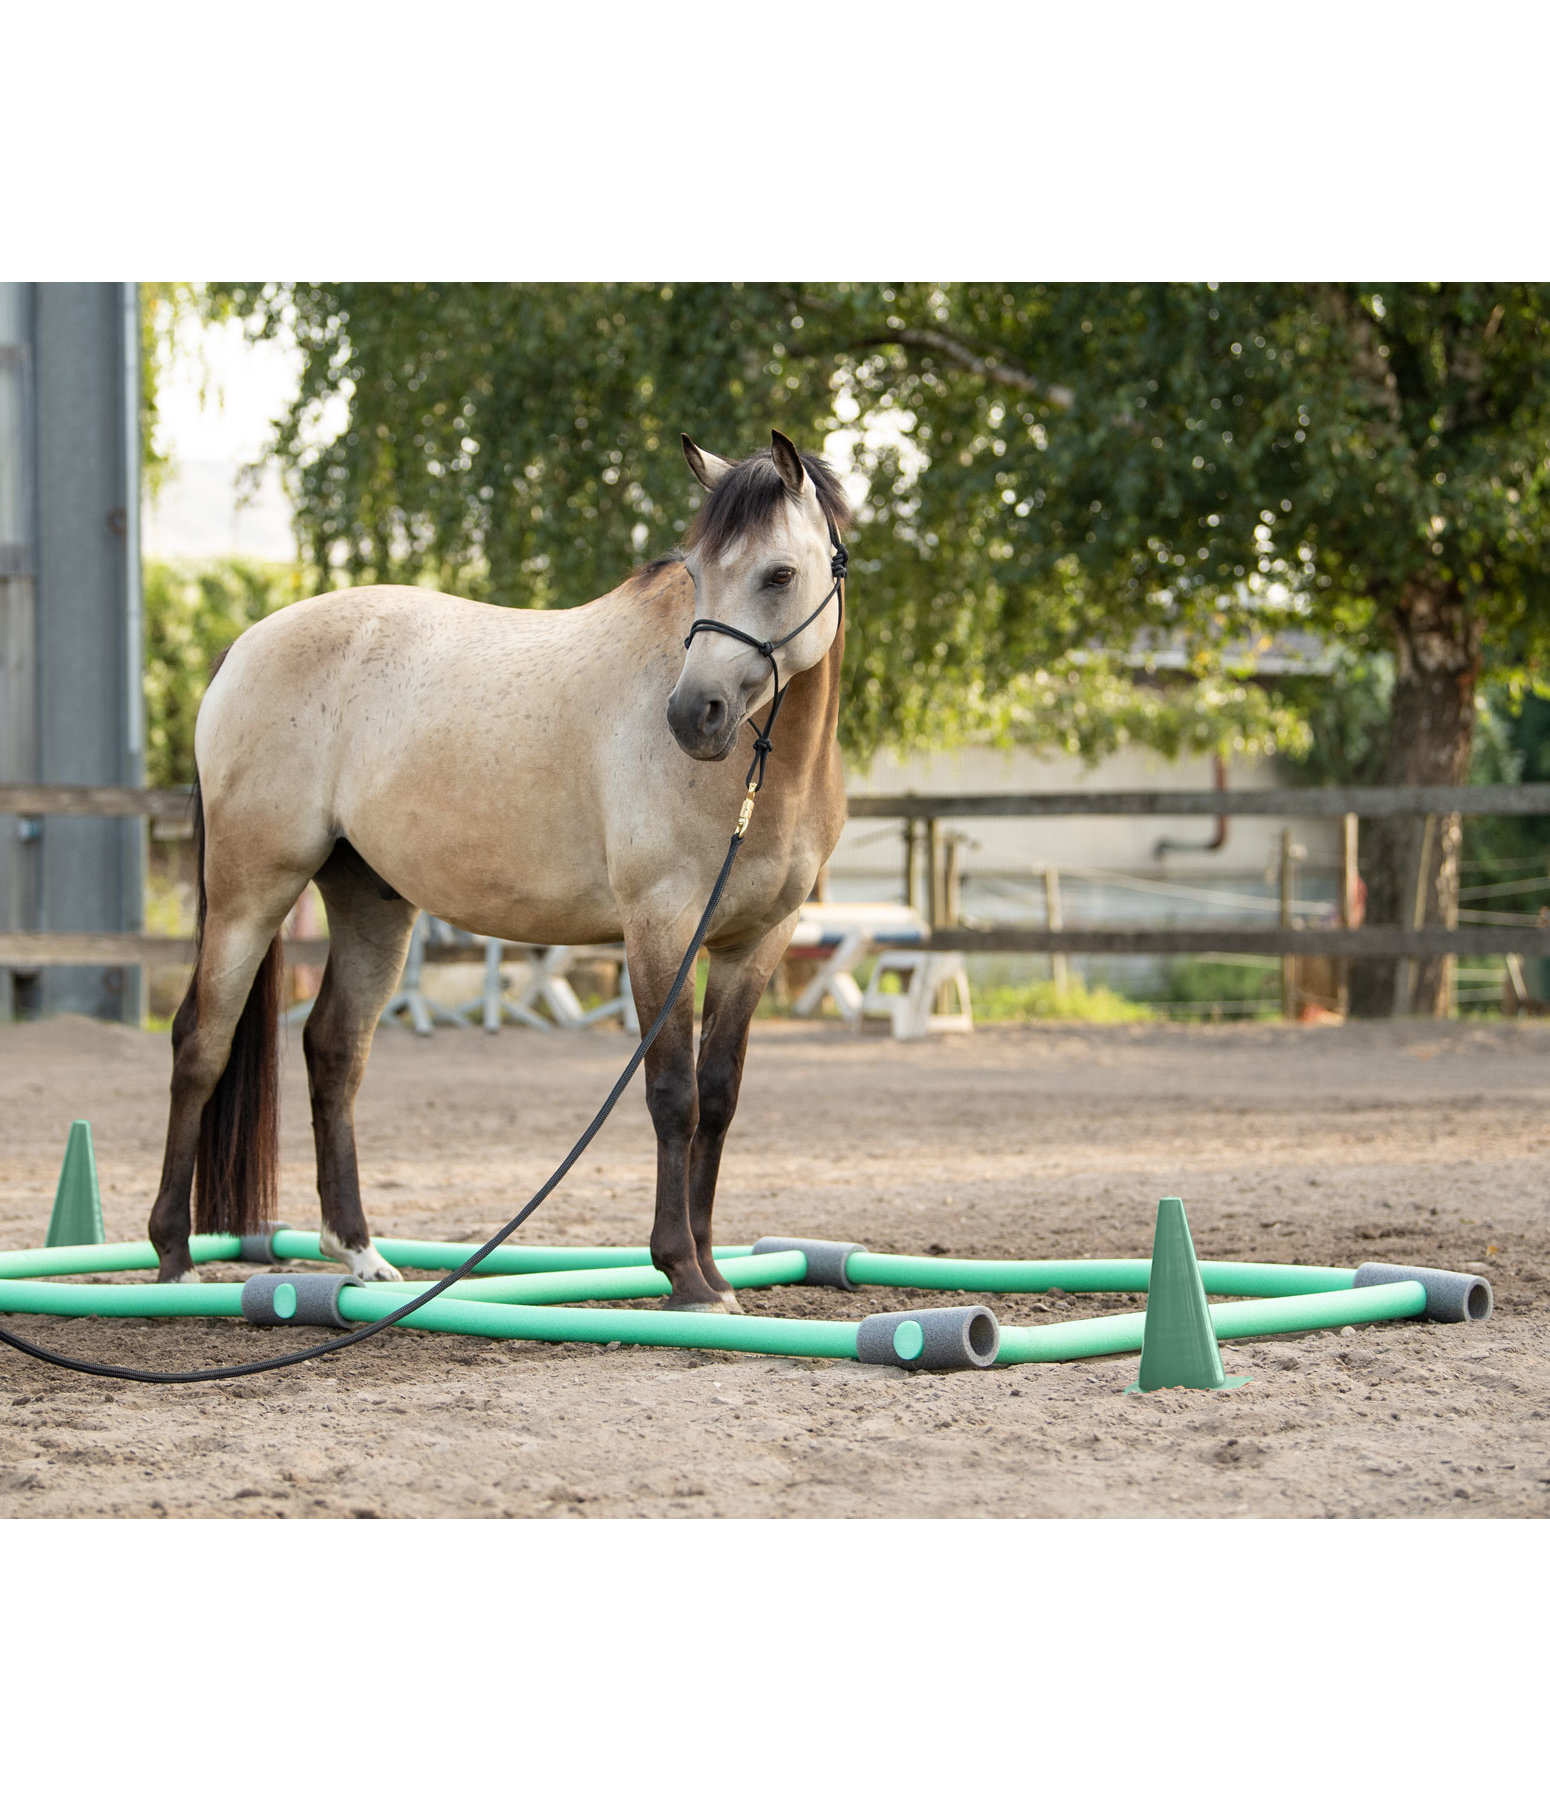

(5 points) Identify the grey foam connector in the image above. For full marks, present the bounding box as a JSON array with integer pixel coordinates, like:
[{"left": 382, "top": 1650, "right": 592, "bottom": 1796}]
[
  {"left": 751, "top": 1236, "right": 864, "bottom": 1289},
  {"left": 1353, "top": 1262, "right": 1493, "bottom": 1324},
  {"left": 241, "top": 1271, "right": 362, "bottom": 1328},
  {"left": 235, "top": 1222, "right": 291, "bottom": 1263},
  {"left": 856, "top": 1305, "right": 1001, "bottom": 1371}
]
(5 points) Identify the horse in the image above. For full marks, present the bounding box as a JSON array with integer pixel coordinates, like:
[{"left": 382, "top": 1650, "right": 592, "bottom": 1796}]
[{"left": 146, "top": 430, "right": 852, "bottom": 1312}]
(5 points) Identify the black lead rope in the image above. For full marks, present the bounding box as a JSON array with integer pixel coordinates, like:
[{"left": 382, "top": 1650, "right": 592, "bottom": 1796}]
[{"left": 0, "top": 527, "right": 847, "bottom": 1388}]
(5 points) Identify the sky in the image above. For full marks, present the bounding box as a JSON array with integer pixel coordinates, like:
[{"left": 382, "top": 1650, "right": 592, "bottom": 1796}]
[{"left": 143, "top": 311, "right": 305, "bottom": 562}]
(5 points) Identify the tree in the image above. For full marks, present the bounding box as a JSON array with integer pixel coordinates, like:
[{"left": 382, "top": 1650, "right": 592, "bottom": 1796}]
[
  {"left": 786, "top": 282, "right": 1550, "bottom": 1015},
  {"left": 201, "top": 281, "right": 1300, "bottom": 767},
  {"left": 203, "top": 282, "right": 1550, "bottom": 1015}
]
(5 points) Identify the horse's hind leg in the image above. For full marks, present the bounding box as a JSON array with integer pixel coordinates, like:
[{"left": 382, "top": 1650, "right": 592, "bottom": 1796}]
[
  {"left": 689, "top": 924, "right": 797, "bottom": 1311},
  {"left": 147, "top": 890, "right": 304, "bottom": 1281},
  {"left": 304, "top": 844, "right": 418, "bottom": 1282}
]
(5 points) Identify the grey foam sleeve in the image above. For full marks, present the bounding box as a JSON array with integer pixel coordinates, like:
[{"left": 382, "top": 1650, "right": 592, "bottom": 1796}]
[
  {"left": 751, "top": 1236, "right": 864, "bottom": 1289},
  {"left": 235, "top": 1222, "right": 291, "bottom": 1263},
  {"left": 241, "top": 1271, "right": 363, "bottom": 1328},
  {"left": 856, "top": 1305, "right": 1001, "bottom": 1371},
  {"left": 1353, "top": 1262, "right": 1493, "bottom": 1324}
]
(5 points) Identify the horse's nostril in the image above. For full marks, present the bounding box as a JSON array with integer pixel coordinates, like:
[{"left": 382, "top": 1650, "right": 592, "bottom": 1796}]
[{"left": 702, "top": 697, "right": 725, "bottom": 735}]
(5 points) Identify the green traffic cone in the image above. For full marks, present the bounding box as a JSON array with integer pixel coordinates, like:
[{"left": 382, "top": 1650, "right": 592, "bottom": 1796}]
[
  {"left": 1124, "top": 1195, "right": 1249, "bottom": 1394},
  {"left": 45, "top": 1120, "right": 105, "bottom": 1247}
]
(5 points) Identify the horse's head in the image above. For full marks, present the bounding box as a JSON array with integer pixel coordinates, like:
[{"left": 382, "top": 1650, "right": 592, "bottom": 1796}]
[{"left": 667, "top": 430, "right": 850, "bottom": 762}]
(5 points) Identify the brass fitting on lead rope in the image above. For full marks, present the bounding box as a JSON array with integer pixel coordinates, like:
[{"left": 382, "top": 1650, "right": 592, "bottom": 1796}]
[{"left": 735, "top": 782, "right": 759, "bottom": 838}]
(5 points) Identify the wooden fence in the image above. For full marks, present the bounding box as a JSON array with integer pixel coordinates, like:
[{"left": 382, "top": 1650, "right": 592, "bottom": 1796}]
[{"left": 3, "top": 780, "right": 1549, "bottom": 968}]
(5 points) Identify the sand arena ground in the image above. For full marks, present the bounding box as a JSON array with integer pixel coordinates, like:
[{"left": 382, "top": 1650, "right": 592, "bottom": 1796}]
[{"left": 1, "top": 1012, "right": 1546, "bottom": 1519}]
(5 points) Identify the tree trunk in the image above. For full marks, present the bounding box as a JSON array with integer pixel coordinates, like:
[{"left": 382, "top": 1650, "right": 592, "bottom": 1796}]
[{"left": 1348, "top": 578, "right": 1481, "bottom": 1019}]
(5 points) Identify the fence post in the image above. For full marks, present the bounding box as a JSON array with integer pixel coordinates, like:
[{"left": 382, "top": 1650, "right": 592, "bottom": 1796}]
[
  {"left": 1397, "top": 813, "right": 1438, "bottom": 1016},
  {"left": 1280, "top": 827, "right": 1295, "bottom": 1020},
  {"left": 1044, "top": 867, "right": 1068, "bottom": 1003},
  {"left": 941, "top": 832, "right": 964, "bottom": 929},
  {"left": 901, "top": 818, "right": 917, "bottom": 914},
  {"left": 1338, "top": 812, "right": 1358, "bottom": 1016},
  {"left": 923, "top": 814, "right": 939, "bottom": 929}
]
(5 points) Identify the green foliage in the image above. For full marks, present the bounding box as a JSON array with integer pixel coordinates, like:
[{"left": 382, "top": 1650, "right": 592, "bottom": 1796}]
[
  {"left": 1461, "top": 687, "right": 1550, "bottom": 891},
  {"left": 203, "top": 282, "right": 822, "bottom": 606},
  {"left": 194, "top": 282, "right": 1342, "bottom": 765},
  {"left": 190, "top": 282, "right": 1550, "bottom": 787},
  {"left": 1157, "top": 957, "right": 1280, "bottom": 1017},
  {"left": 143, "top": 558, "right": 305, "bottom": 787},
  {"left": 970, "top": 974, "right": 1154, "bottom": 1023},
  {"left": 1276, "top": 649, "right": 1394, "bottom": 786}
]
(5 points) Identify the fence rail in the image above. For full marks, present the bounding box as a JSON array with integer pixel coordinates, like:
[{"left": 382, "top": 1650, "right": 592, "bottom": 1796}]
[
  {"left": 3, "top": 782, "right": 1548, "bottom": 973},
  {"left": 0, "top": 782, "right": 193, "bottom": 824},
  {"left": 847, "top": 783, "right": 1550, "bottom": 820},
  {"left": 928, "top": 926, "right": 1550, "bottom": 958},
  {"left": 0, "top": 933, "right": 327, "bottom": 968},
  {"left": 10, "top": 782, "right": 1550, "bottom": 825}
]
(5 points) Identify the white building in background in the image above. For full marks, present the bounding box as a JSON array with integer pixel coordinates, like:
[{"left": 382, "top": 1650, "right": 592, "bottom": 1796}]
[
  {"left": 831, "top": 741, "right": 1343, "bottom": 997},
  {"left": 836, "top": 742, "right": 1338, "bottom": 890},
  {"left": 831, "top": 623, "right": 1346, "bottom": 966}
]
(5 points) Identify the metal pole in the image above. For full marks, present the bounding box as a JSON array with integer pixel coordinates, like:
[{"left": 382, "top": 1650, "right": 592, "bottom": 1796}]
[
  {"left": 30, "top": 283, "right": 145, "bottom": 1021},
  {"left": 0, "top": 284, "right": 38, "bottom": 1021}
]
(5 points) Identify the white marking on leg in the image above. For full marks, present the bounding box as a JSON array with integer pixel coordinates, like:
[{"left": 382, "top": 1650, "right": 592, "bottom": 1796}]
[{"left": 319, "top": 1225, "right": 403, "bottom": 1282}]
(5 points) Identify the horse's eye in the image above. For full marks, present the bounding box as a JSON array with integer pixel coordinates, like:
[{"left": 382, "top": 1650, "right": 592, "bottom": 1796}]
[{"left": 768, "top": 568, "right": 795, "bottom": 587}]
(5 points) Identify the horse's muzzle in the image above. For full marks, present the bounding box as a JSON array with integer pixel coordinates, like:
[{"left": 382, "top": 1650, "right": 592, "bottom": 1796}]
[{"left": 666, "top": 681, "right": 741, "bottom": 761}]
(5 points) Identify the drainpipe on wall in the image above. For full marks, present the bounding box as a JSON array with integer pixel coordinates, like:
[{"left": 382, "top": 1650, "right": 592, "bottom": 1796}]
[{"left": 1152, "top": 753, "right": 1229, "bottom": 859}]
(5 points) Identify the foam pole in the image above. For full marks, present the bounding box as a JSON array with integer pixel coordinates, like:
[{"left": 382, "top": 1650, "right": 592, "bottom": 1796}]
[
  {"left": 994, "top": 1280, "right": 1429, "bottom": 1364},
  {"left": 0, "top": 1237, "right": 242, "bottom": 1279},
  {"left": 0, "top": 1277, "right": 857, "bottom": 1356},
  {"left": 847, "top": 1254, "right": 1356, "bottom": 1297},
  {"left": 270, "top": 1232, "right": 756, "bottom": 1275},
  {"left": 430, "top": 1251, "right": 806, "bottom": 1306}
]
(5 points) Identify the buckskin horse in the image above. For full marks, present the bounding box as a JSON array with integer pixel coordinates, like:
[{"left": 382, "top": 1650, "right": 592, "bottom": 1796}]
[{"left": 147, "top": 431, "right": 851, "bottom": 1312}]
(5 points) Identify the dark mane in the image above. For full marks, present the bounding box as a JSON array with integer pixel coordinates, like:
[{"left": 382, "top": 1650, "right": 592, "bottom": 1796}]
[
  {"left": 682, "top": 447, "right": 852, "bottom": 561},
  {"left": 629, "top": 551, "right": 687, "bottom": 581},
  {"left": 622, "top": 551, "right": 690, "bottom": 600}
]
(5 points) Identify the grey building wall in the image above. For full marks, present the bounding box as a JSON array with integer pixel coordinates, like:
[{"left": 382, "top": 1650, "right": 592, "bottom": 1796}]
[
  {"left": 0, "top": 282, "right": 144, "bottom": 1022},
  {"left": 0, "top": 284, "right": 39, "bottom": 1022}
]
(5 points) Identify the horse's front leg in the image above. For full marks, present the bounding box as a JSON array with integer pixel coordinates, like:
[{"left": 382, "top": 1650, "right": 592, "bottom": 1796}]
[
  {"left": 689, "top": 922, "right": 798, "bottom": 1311},
  {"left": 625, "top": 919, "right": 726, "bottom": 1312}
]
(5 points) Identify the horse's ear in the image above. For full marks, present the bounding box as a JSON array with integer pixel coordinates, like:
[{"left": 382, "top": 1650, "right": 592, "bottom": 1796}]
[
  {"left": 770, "top": 429, "right": 807, "bottom": 500},
  {"left": 682, "top": 435, "right": 733, "bottom": 492}
]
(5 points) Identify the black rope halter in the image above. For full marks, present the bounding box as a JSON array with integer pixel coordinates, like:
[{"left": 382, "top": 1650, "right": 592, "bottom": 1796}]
[{"left": 682, "top": 515, "right": 848, "bottom": 799}]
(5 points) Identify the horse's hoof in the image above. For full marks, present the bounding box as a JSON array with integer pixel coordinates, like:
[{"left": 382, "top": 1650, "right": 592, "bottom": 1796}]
[
  {"left": 161, "top": 1268, "right": 200, "bottom": 1285},
  {"left": 320, "top": 1231, "right": 403, "bottom": 1282},
  {"left": 663, "top": 1290, "right": 744, "bottom": 1314}
]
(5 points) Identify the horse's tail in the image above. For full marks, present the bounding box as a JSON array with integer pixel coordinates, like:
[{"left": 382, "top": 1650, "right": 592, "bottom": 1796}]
[{"left": 188, "top": 770, "right": 284, "bottom": 1239}]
